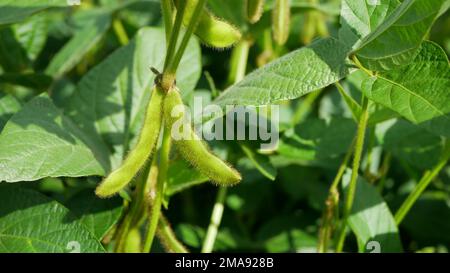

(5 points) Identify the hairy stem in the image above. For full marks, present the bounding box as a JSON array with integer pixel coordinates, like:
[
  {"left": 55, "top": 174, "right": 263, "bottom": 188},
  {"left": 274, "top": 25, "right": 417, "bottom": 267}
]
[
  {"left": 317, "top": 138, "right": 355, "bottom": 253},
  {"left": 335, "top": 96, "right": 370, "bottom": 253},
  {"left": 157, "top": 214, "right": 189, "bottom": 253},
  {"left": 143, "top": 129, "right": 171, "bottom": 252}
]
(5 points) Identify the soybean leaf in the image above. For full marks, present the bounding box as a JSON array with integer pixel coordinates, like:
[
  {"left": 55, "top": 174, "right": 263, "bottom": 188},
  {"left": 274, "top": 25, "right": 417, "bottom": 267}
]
[
  {"left": 376, "top": 119, "right": 444, "bottom": 170},
  {"left": 0, "top": 27, "right": 30, "bottom": 72},
  {"left": 0, "top": 95, "right": 107, "bottom": 182},
  {"left": 400, "top": 192, "right": 450, "bottom": 247},
  {"left": 0, "top": 73, "right": 52, "bottom": 91},
  {"left": 240, "top": 144, "right": 277, "bottom": 181},
  {"left": 45, "top": 11, "right": 112, "bottom": 78},
  {"left": 256, "top": 215, "right": 317, "bottom": 253},
  {"left": 64, "top": 189, "right": 123, "bottom": 240},
  {"left": 0, "top": 185, "right": 104, "bottom": 253},
  {"left": 352, "top": 0, "right": 450, "bottom": 71},
  {"left": 343, "top": 171, "right": 402, "bottom": 253},
  {"left": 12, "top": 13, "right": 48, "bottom": 62},
  {"left": 213, "top": 38, "right": 352, "bottom": 106},
  {"left": 66, "top": 27, "right": 201, "bottom": 169},
  {"left": 339, "top": 0, "right": 400, "bottom": 51},
  {"left": 0, "top": 94, "right": 21, "bottom": 132},
  {"left": 278, "top": 117, "right": 356, "bottom": 163},
  {"left": 361, "top": 41, "right": 450, "bottom": 136},
  {"left": 165, "top": 160, "right": 208, "bottom": 197},
  {"left": 0, "top": 0, "right": 67, "bottom": 25}
]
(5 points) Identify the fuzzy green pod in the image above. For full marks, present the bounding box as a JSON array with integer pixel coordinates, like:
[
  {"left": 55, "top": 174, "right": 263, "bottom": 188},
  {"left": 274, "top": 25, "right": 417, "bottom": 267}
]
[
  {"left": 95, "top": 86, "right": 165, "bottom": 198},
  {"left": 272, "top": 0, "right": 290, "bottom": 45},
  {"left": 123, "top": 228, "right": 142, "bottom": 253},
  {"left": 163, "top": 87, "right": 241, "bottom": 186},
  {"left": 175, "top": 0, "right": 242, "bottom": 48},
  {"left": 245, "top": 0, "right": 265, "bottom": 24}
]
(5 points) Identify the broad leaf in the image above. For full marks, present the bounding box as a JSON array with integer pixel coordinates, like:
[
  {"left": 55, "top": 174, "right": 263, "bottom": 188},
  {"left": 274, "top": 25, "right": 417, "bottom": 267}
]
[
  {"left": 165, "top": 160, "right": 208, "bottom": 197},
  {"left": 0, "top": 96, "right": 107, "bottom": 182},
  {"left": 66, "top": 27, "right": 201, "bottom": 169},
  {"left": 278, "top": 117, "right": 356, "bottom": 163},
  {"left": 343, "top": 171, "right": 402, "bottom": 253},
  {"left": 361, "top": 41, "right": 450, "bottom": 136},
  {"left": 0, "top": 186, "right": 104, "bottom": 253},
  {"left": 213, "top": 38, "right": 352, "bottom": 106},
  {"left": 353, "top": 0, "right": 449, "bottom": 71},
  {"left": 13, "top": 13, "right": 48, "bottom": 61},
  {"left": 0, "top": 94, "right": 21, "bottom": 132},
  {"left": 0, "top": 27, "right": 30, "bottom": 72},
  {"left": 0, "top": 0, "right": 67, "bottom": 25},
  {"left": 45, "top": 11, "right": 112, "bottom": 77},
  {"left": 65, "top": 189, "right": 123, "bottom": 240},
  {"left": 376, "top": 119, "right": 444, "bottom": 169},
  {"left": 339, "top": 0, "right": 399, "bottom": 50},
  {"left": 240, "top": 144, "right": 277, "bottom": 181}
]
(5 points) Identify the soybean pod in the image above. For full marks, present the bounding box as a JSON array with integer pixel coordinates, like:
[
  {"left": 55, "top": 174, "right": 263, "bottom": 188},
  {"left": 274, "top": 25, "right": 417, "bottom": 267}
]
[
  {"left": 245, "top": 0, "right": 265, "bottom": 24},
  {"left": 163, "top": 87, "right": 241, "bottom": 186},
  {"left": 174, "top": 0, "right": 242, "bottom": 49},
  {"left": 272, "top": 0, "right": 291, "bottom": 46},
  {"left": 95, "top": 86, "right": 165, "bottom": 198}
]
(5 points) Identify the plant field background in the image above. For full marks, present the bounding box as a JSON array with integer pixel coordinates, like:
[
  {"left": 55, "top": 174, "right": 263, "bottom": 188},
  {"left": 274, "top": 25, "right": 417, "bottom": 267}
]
[{"left": 0, "top": 0, "right": 449, "bottom": 253}]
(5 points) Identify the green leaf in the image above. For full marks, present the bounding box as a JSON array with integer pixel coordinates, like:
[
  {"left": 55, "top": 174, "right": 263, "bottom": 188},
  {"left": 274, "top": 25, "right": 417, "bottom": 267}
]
[
  {"left": 361, "top": 41, "right": 450, "bottom": 134},
  {"left": 353, "top": 0, "right": 449, "bottom": 71},
  {"left": 0, "top": 185, "right": 104, "bottom": 253},
  {"left": 213, "top": 38, "right": 352, "bottom": 106},
  {"left": 0, "top": 73, "right": 52, "bottom": 91},
  {"left": 66, "top": 27, "right": 201, "bottom": 169},
  {"left": 65, "top": 189, "right": 123, "bottom": 240},
  {"left": 0, "top": 94, "right": 21, "bottom": 132},
  {"left": 339, "top": 0, "right": 400, "bottom": 50},
  {"left": 165, "top": 160, "right": 208, "bottom": 196},
  {"left": 0, "top": 95, "right": 107, "bottom": 182},
  {"left": 256, "top": 215, "right": 317, "bottom": 253},
  {"left": 278, "top": 117, "right": 356, "bottom": 162},
  {"left": 240, "top": 143, "right": 277, "bottom": 181},
  {"left": 45, "top": 11, "right": 112, "bottom": 77},
  {"left": 377, "top": 119, "right": 444, "bottom": 170},
  {"left": 12, "top": 13, "right": 48, "bottom": 61},
  {"left": 0, "top": 0, "right": 67, "bottom": 25},
  {"left": 343, "top": 171, "right": 403, "bottom": 253},
  {"left": 0, "top": 27, "right": 30, "bottom": 72},
  {"left": 400, "top": 192, "right": 450, "bottom": 247}
]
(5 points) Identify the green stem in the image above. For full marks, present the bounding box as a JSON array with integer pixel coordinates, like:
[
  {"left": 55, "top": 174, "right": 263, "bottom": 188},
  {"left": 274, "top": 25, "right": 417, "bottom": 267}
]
[
  {"left": 394, "top": 142, "right": 450, "bottom": 224},
  {"left": 317, "top": 137, "right": 355, "bottom": 253},
  {"left": 376, "top": 152, "right": 392, "bottom": 194},
  {"left": 143, "top": 129, "right": 171, "bottom": 252},
  {"left": 112, "top": 18, "right": 129, "bottom": 46},
  {"left": 162, "top": 0, "right": 186, "bottom": 73},
  {"left": 157, "top": 215, "right": 189, "bottom": 253},
  {"left": 227, "top": 39, "right": 251, "bottom": 84},
  {"left": 166, "top": 0, "right": 207, "bottom": 76},
  {"left": 161, "top": 0, "right": 174, "bottom": 42},
  {"left": 200, "top": 38, "right": 251, "bottom": 253},
  {"left": 335, "top": 96, "right": 370, "bottom": 253},
  {"left": 201, "top": 187, "right": 228, "bottom": 253}
]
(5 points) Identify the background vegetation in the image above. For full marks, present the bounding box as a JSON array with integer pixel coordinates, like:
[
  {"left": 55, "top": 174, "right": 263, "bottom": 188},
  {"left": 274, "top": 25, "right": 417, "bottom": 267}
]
[{"left": 0, "top": 0, "right": 449, "bottom": 253}]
